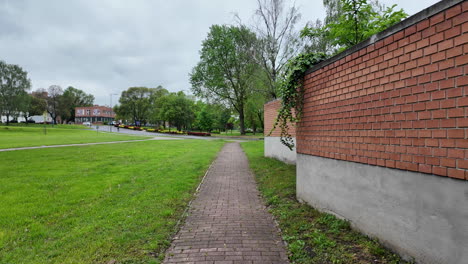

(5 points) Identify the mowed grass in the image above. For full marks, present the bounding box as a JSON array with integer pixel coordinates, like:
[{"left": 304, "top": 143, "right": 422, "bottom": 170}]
[
  {"left": 0, "top": 126, "right": 150, "bottom": 149},
  {"left": 241, "top": 141, "right": 408, "bottom": 264},
  {"left": 0, "top": 140, "right": 225, "bottom": 263},
  {"left": 213, "top": 130, "right": 264, "bottom": 139},
  {"left": 2, "top": 123, "right": 92, "bottom": 129}
]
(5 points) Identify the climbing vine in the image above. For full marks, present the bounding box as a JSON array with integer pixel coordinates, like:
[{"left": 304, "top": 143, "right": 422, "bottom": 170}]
[{"left": 271, "top": 52, "right": 327, "bottom": 150}]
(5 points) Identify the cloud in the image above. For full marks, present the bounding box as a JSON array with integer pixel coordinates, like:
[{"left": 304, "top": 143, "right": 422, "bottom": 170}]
[{"left": 0, "top": 0, "right": 439, "bottom": 105}]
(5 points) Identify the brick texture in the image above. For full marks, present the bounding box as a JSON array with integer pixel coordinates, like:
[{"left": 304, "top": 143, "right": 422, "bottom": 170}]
[
  {"left": 294, "top": 2, "right": 468, "bottom": 180},
  {"left": 164, "top": 143, "right": 289, "bottom": 264},
  {"left": 264, "top": 100, "right": 296, "bottom": 137}
]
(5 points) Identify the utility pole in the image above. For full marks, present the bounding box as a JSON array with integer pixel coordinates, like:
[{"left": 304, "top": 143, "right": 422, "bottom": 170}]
[{"left": 109, "top": 93, "right": 118, "bottom": 132}]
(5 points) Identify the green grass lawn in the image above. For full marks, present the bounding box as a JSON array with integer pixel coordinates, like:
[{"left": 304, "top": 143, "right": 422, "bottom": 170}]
[
  {"left": 212, "top": 130, "right": 264, "bottom": 139},
  {"left": 0, "top": 140, "right": 225, "bottom": 263},
  {"left": 1, "top": 123, "right": 92, "bottom": 129},
  {"left": 0, "top": 126, "right": 151, "bottom": 149},
  {"left": 241, "top": 141, "right": 408, "bottom": 264}
]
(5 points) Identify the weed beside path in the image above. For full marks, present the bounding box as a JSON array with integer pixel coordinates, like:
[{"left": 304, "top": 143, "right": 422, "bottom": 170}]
[
  {"left": 241, "top": 141, "right": 409, "bottom": 264},
  {"left": 0, "top": 140, "right": 225, "bottom": 263},
  {"left": 0, "top": 126, "right": 150, "bottom": 149}
]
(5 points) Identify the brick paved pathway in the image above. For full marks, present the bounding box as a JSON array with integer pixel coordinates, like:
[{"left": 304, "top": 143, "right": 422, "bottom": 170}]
[{"left": 164, "top": 143, "right": 289, "bottom": 264}]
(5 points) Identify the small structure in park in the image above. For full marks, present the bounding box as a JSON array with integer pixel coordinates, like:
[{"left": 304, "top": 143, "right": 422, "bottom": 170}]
[{"left": 75, "top": 105, "right": 115, "bottom": 125}]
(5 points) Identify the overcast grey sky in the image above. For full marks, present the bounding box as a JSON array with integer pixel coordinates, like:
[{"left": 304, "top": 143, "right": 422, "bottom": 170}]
[{"left": 0, "top": 0, "right": 440, "bottom": 105}]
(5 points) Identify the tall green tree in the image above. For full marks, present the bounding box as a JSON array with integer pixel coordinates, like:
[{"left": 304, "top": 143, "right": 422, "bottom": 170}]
[
  {"left": 46, "top": 85, "right": 63, "bottom": 124},
  {"left": 116, "top": 87, "right": 155, "bottom": 125},
  {"left": 17, "top": 92, "right": 47, "bottom": 123},
  {"left": 61, "top": 86, "right": 94, "bottom": 123},
  {"left": 245, "top": 93, "right": 266, "bottom": 134},
  {"left": 0, "top": 60, "right": 31, "bottom": 125},
  {"left": 301, "top": 0, "right": 407, "bottom": 53},
  {"left": 17, "top": 92, "right": 32, "bottom": 122},
  {"left": 196, "top": 107, "right": 213, "bottom": 132},
  {"left": 158, "top": 92, "right": 194, "bottom": 131},
  {"left": 28, "top": 93, "right": 47, "bottom": 117},
  {"left": 211, "top": 104, "right": 231, "bottom": 132},
  {"left": 148, "top": 86, "right": 169, "bottom": 126},
  {"left": 193, "top": 101, "right": 231, "bottom": 132},
  {"left": 190, "top": 25, "right": 258, "bottom": 135}
]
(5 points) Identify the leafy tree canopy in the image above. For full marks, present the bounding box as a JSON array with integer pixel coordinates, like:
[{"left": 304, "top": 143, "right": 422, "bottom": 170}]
[
  {"left": 301, "top": 0, "right": 407, "bottom": 53},
  {"left": 61, "top": 86, "right": 94, "bottom": 123},
  {"left": 116, "top": 86, "right": 166, "bottom": 125},
  {"left": 46, "top": 85, "right": 64, "bottom": 124},
  {"left": 158, "top": 91, "right": 194, "bottom": 131},
  {"left": 28, "top": 94, "right": 47, "bottom": 117},
  {"left": 0, "top": 60, "right": 31, "bottom": 124},
  {"left": 190, "top": 24, "right": 258, "bottom": 135},
  {"left": 196, "top": 106, "right": 214, "bottom": 132}
]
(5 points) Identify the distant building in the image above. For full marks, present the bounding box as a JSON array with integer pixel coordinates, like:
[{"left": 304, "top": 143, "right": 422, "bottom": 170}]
[
  {"left": 75, "top": 105, "right": 115, "bottom": 124},
  {"left": 1, "top": 113, "right": 53, "bottom": 124}
]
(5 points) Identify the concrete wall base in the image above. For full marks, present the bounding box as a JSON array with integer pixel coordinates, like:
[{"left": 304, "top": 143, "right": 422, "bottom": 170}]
[
  {"left": 297, "top": 154, "right": 468, "bottom": 264},
  {"left": 264, "top": 137, "right": 296, "bottom": 164}
]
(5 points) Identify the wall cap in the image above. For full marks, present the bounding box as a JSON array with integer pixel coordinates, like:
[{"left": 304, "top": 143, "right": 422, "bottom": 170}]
[{"left": 264, "top": 98, "right": 281, "bottom": 106}]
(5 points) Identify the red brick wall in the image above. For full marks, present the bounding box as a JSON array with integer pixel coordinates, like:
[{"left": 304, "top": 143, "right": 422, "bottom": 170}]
[
  {"left": 264, "top": 99, "right": 297, "bottom": 137},
  {"left": 297, "top": 2, "right": 468, "bottom": 180}
]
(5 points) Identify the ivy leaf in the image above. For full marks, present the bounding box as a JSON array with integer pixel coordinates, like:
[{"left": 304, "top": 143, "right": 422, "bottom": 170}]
[{"left": 270, "top": 52, "right": 326, "bottom": 150}]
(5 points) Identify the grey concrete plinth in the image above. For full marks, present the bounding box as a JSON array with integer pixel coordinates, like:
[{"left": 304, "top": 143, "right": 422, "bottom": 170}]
[
  {"left": 264, "top": 137, "right": 296, "bottom": 164},
  {"left": 297, "top": 153, "right": 468, "bottom": 264}
]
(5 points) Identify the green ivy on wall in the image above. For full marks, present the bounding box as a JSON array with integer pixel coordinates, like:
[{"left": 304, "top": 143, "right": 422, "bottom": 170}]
[{"left": 271, "top": 52, "right": 327, "bottom": 150}]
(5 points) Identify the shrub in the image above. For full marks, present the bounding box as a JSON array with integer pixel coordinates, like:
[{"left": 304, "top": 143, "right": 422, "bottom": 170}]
[
  {"left": 159, "top": 130, "right": 181, "bottom": 134},
  {"left": 187, "top": 132, "right": 211, "bottom": 136}
]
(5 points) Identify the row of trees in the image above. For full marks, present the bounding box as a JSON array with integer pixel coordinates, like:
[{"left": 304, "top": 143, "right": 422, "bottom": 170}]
[
  {"left": 189, "top": 0, "right": 407, "bottom": 134},
  {"left": 2, "top": 0, "right": 406, "bottom": 132},
  {"left": 34, "top": 85, "right": 95, "bottom": 124},
  {"left": 114, "top": 86, "right": 237, "bottom": 133},
  {"left": 190, "top": 0, "right": 299, "bottom": 135},
  {"left": 0, "top": 60, "right": 95, "bottom": 125}
]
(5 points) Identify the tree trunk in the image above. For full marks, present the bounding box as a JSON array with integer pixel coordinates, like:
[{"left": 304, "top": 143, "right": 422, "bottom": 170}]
[
  {"left": 257, "top": 112, "right": 264, "bottom": 131},
  {"left": 271, "top": 64, "right": 277, "bottom": 99},
  {"left": 23, "top": 114, "right": 29, "bottom": 125},
  {"left": 6, "top": 114, "right": 10, "bottom": 126},
  {"left": 239, "top": 108, "right": 245, "bottom": 135}
]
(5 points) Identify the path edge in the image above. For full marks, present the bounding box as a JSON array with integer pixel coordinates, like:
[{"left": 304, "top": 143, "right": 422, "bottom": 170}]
[
  {"left": 158, "top": 142, "right": 226, "bottom": 262},
  {"left": 239, "top": 143, "right": 292, "bottom": 261}
]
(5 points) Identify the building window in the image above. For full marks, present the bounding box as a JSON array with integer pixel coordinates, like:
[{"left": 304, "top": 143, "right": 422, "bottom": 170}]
[{"left": 86, "top": 109, "right": 90, "bottom": 116}]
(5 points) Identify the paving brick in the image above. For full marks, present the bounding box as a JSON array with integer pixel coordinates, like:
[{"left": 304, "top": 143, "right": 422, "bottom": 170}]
[{"left": 164, "top": 143, "right": 289, "bottom": 263}]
